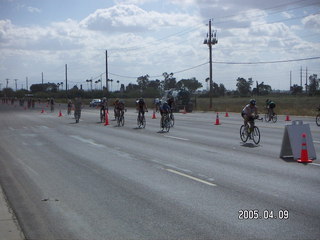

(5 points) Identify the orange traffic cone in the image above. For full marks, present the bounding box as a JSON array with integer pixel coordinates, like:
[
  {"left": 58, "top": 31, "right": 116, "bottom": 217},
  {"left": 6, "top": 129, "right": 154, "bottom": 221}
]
[
  {"left": 152, "top": 110, "right": 157, "bottom": 119},
  {"left": 58, "top": 110, "right": 63, "bottom": 117},
  {"left": 41, "top": 109, "right": 45, "bottom": 113},
  {"left": 214, "top": 113, "right": 221, "bottom": 125},
  {"left": 297, "top": 133, "right": 313, "bottom": 163},
  {"left": 285, "top": 115, "right": 291, "bottom": 121},
  {"left": 104, "top": 112, "right": 109, "bottom": 126},
  {"left": 225, "top": 112, "right": 229, "bottom": 117}
]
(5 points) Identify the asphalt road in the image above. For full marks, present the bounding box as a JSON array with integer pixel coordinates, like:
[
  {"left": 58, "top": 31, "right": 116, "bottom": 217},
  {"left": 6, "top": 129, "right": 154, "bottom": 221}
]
[{"left": 0, "top": 102, "right": 319, "bottom": 240}]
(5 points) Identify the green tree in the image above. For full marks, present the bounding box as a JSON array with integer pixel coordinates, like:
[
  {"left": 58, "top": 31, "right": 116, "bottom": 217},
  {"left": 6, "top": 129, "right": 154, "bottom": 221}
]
[
  {"left": 176, "top": 78, "right": 202, "bottom": 93},
  {"left": 137, "top": 74, "right": 149, "bottom": 90},
  {"left": 236, "top": 77, "right": 253, "bottom": 96},
  {"left": 309, "top": 74, "right": 319, "bottom": 95},
  {"left": 162, "top": 72, "right": 176, "bottom": 90},
  {"left": 291, "top": 84, "right": 303, "bottom": 94}
]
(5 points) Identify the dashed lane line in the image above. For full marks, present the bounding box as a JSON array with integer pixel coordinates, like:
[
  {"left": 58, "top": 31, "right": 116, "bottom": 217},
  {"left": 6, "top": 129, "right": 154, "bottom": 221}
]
[
  {"left": 163, "top": 135, "right": 189, "bottom": 141},
  {"left": 166, "top": 168, "right": 217, "bottom": 187}
]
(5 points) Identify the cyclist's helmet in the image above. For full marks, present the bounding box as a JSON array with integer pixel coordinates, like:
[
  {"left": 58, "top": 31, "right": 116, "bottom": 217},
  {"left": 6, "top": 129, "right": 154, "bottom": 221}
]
[{"left": 249, "top": 99, "right": 256, "bottom": 106}]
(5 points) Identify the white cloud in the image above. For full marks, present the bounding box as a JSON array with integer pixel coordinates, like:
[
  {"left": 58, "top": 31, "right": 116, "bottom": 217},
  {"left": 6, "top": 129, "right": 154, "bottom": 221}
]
[
  {"left": 302, "top": 13, "right": 320, "bottom": 32},
  {"left": 27, "top": 6, "right": 41, "bottom": 13},
  {"left": 80, "top": 4, "right": 200, "bottom": 32}
]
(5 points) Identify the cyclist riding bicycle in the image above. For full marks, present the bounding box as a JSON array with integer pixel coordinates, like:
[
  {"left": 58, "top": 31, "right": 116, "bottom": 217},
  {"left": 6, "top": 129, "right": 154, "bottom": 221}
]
[
  {"left": 160, "top": 100, "right": 171, "bottom": 128},
  {"left": 265, "top": 99, "right": 276, "bottom": 118},
  {"left": 136, "top": 98, "right": 148, "bottom": 117},
  {"left": 50, "top": 97, "right": 55, "bottom": 112},
  {"left": 114, "top": 99, "right": 125, "bottom": 117},
  {"left": 241, "top": 99, "right": 259, "bottom": 130},
  {"left": 154, "top": 98, "right": 161, "bottom": 112},
  {"left": 67, "top": 99, "right": 72, "bottom": 115},
  {"left": 100, "top": 97, "right": 108, "bottom": 119},
  {"left": 167, "top": 96, "right": 175, "bottom": 112}
]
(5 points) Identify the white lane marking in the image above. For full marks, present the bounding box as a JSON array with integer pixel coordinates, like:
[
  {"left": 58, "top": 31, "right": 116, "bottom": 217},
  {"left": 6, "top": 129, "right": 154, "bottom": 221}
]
[
  {"left": 164, "top": 136, "right": 189, "bottom": 141},
  {"left": 16, "top": 158, "right": 39, "bottom": 176},
  {"left": 310, "top": 163, "right": 320, "bottom": 167},
  {"left": 166, "top": 169, "right": 216, "bottom": 187},
  {"left": 69, "top": 135, "right": 104, "bottom": 148},
  {"left": 8, "top": 127, "right": 15, "bottom": 131},
  {"left": 313, "top": 141, "right": 320, "bottom": 144}
]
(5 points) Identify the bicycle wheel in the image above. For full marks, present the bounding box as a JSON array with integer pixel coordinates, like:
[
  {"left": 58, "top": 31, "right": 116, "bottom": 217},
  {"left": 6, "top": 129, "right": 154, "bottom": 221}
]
[
  {"left": 272, "top": 114, "right": 277, "bottom": 123},
  {"left": 120, "top": 114, "right": 125, "bottom": 126},
  {"left": 141, "top": 116, "right": 146, "bottom": 128},
  {"left": 100, "top": 112, "right": 104, "bottom": 123},
  {"left": 264, "top": 113, "right": 270, "bottom": 122},
  {"left": 240, "top": 125, "right": 248, "bottom": 143},
  {"left": 137, "top": 116, "right": 141, "bottom": 128},
  {"left": 117, "top": 116, "right": 120, "bottom": 127},
  {"left": 252, "top": 126, "right": 260, "bottom": 144},
  {"left": 170, "top": 113, "right": 175, "bottom": 127},
  {"left": 164, "top": 117, "right": 171, "bottom": 132},
  {"left": 316, "top": 114, "right": 320, "bottom": 126}
]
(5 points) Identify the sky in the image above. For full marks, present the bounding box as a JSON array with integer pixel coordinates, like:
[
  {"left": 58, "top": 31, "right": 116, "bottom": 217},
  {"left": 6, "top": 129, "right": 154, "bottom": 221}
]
[{"left": 0, "top": 0, "right": 320, "bottom": 91}]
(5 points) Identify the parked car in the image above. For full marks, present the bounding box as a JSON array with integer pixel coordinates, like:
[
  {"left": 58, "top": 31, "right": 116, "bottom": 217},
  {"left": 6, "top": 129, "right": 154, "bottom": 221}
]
[{"left": 89, "top": 99, "right": 101, "bottom": 107}]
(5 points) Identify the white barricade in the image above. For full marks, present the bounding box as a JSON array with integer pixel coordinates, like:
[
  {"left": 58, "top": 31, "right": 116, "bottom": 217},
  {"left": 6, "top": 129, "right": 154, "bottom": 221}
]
[{"left": 280, "top": 120, "right": 316, "bottom": 160}]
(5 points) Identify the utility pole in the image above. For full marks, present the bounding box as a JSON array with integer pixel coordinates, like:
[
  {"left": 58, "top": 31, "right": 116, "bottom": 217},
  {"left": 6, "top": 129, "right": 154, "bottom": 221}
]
[
  {"left": 65, "top": 64, "right": 68, "bottom": 97},
  {"left": 290, "top": 71, "right": 292, "bottom": 90},
  {"left": 42, "top": 72, "right": 44, "bottom": 85},
  {"left": 26, "top": 77, "right": 28, "bottom": 91},
  {"left": 5, "top": 78, "right": 9, "bottom": 88},
  {"left": 203, "top": 19, "right": 218, "bottom": 109},
  {"left": 106, "top": 50, "right": 109, "bottom": 92},
  {"left": 14, "top": 79, "right": 18, "bottom": 91},
  {"left": 305, "top": 66, "right": 308, "bottom": 94},
  {"left": 300, "top": 66, "right": 302, "bottom": 87}
]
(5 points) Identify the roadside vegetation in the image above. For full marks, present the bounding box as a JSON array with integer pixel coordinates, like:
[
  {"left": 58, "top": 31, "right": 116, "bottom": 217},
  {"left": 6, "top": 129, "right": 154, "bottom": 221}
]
[{"left": 1, "top": 72, "right": 319, "bottom": 116}]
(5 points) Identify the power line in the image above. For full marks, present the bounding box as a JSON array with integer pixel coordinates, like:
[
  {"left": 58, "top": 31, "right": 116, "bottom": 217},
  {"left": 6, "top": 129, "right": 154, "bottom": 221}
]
[{"left": 213, "top": 56, "right": 320, "bottom": 64}]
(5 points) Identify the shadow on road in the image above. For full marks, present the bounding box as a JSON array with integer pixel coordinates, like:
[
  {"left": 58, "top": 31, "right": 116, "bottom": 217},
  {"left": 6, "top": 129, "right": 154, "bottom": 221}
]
[{"left": 240, "top": 143, "right": 259, "bottom": 148}]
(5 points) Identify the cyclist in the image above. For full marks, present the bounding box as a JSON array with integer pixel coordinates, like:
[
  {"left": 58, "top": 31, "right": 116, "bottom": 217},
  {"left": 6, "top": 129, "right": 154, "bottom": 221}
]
[
  {"left": 241, "top": 99, "right": 259, "bottom": 130},
  {"left": 136, "top": 98, "right": 148, "bottom": 118},
  {"left": 154, "top": 98, "right": 161, "bottom": 112},
  {"left": 100, "top": 97, "right": 108, "bottom": 120},
  {"left": 114, "top": 98, "right": 125, "bottom": 119},
  {"left": 167, "top": 96, "right": 175, "bottom": 112},
  {"left": 67, "top": 99, "right": 73, "bottom": 115},
  {"left": 74, "top": 97, "right": 82, "bottom": 123},
  {"left": 159, "top": 100, "right": 171, "bottom": 128},
  {"left": 50, "top": 97, "right": 55, "bottom": 112},
  {"left": 265, "top": 99, "right": 276, "bottom": 119}
]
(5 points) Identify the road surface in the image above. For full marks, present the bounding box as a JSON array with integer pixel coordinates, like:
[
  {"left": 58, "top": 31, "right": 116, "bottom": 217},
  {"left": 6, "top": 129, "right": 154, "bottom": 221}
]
[{"left": 0, "top": 102, "right": 319, "bottom": 240}]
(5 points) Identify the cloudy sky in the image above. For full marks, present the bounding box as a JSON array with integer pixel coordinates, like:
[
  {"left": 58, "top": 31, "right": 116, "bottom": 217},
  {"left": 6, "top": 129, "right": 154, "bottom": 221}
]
[{"left": 0, "top": 0, "right": 319, "bottom": 91}]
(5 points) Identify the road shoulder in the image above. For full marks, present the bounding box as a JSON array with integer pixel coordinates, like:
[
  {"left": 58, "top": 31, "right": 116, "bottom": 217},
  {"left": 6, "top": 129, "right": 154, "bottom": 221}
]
[{"left": 0, "top": 185, "right": 25, "bottom": 240}]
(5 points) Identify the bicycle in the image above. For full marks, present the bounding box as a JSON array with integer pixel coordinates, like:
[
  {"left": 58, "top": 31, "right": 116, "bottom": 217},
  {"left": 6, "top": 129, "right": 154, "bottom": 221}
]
[
  {"left": 137, "top": 111, "right": 146, "bottom": 128},
  {"left": 116, "top": 109, "right": 125, "bottom": 127},
  {"left": 67, "top": 106, "right": 72, "bottom": 115},
  {"left": 316, "top": 108, "right": 320, "bottom": 126},
  {"left": 161, "top": 113, "right": 171, "bottom": 132},
  {"left": 264, "top": 108, "right": 277, "bottom": 123},
  {"left": 100, "top": 108, "right": 106, "bottom": 123},
  {"left": 50, "top": 104, "right": 54, "bottom": 112},
  {"left": 74, "top": 109, "right": 81, "bottom": 123},
  {"left": 240, "top": 116, "right": 261, "bottom": 144}
]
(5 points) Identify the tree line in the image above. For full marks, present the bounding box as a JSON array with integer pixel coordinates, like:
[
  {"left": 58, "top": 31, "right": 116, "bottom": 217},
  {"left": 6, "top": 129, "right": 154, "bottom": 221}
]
[{"left": 1, "top": 73, "right": 319, "bottom": 99}]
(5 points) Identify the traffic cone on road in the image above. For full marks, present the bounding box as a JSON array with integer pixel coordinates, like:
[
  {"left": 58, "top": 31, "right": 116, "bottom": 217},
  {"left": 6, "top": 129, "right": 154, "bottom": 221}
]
[
  {"left": 225, "top": 112, "right": 229, "bottom": 117},
  {"left": 214, "top": 113, "right": 221, "bottom": 125},
  {"left": 104, "top": 112, "right": 109, "bottom": 126},
  {"left": 285, "top": 115, "right": 291, "bottom": 121},
  {"left": 152, "top": 110, "right": 157, "bottom": 119},
  {"left": 41, "top": 109, "right": 45, "bottom": 113},
  {"left": 297, "top": 133, "right": 313, "bottom": 163},
  {"left": 58, "top": 110, "right": 63, "bottom": 117}
]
